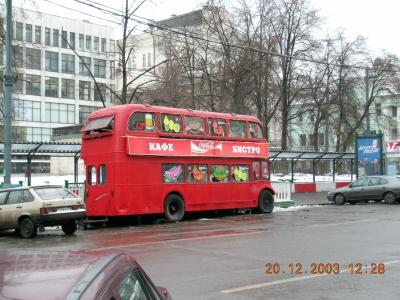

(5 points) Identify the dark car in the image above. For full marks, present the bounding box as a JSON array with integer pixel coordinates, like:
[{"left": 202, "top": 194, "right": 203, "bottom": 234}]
[
  {"left": 327, "top": 176, "right": 400, "bottom": 205},
  {"left": 0, "top": 250, "right": 171, "bottom": 300}
]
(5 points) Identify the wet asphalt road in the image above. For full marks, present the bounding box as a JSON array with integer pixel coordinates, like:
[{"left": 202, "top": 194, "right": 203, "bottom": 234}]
[{"left": 1, "top": 198, "right": 400, "bottom": 300}]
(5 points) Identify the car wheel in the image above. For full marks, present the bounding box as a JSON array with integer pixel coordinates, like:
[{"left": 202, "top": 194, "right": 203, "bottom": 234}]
[
  {"left": 258, "top": 190, "right": 274, "bottom": 213},
  {"left": 384, "top": 192, "right": 397, "bottom": 204},
  {"left": 19, "top": 218, "right": 37, "bottom": 239},
  {"left": 333, "top": 193, "right": 345, "bottom": 205},
  {"left": 164, "top": 194, "right": 185, "bottom": 222},
  {"left": 61, "top": 221, "right": 77, "bottom": 235}
]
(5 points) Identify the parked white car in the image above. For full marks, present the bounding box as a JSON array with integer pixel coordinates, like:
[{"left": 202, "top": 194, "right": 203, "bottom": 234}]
[{"left": 0, "top": 185, "right": 85, "bottom": 238}]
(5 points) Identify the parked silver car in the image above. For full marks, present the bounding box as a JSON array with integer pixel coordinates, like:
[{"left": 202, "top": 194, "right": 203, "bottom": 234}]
[
  {"left": 327, "top": 176, "right": 400, "bottom": 205},
  {"left": 0, "top": 185, "right": 85, "bottom": 238}
]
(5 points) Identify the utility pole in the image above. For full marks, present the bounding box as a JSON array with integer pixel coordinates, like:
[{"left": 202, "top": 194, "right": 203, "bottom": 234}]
[
  {"left": 365, "top": 68, "right": 370, "bottom": 133},
  {"left": 3, "top": 0, "right": 13, "bottom": 186}
]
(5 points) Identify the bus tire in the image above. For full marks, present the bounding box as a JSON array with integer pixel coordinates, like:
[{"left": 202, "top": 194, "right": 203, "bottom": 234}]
[
  {"left": 258, "top": 190, "right": 274, "bottom": 213},
  {"left": 164, "top": 194, "right": 185, "bottom": 222}
]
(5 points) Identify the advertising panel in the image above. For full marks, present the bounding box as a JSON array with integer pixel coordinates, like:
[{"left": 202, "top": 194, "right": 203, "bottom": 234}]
[
  {"left": 356, "top": 135, "right": 383, "bottom": 177},
  {"left": 127, "top": 136, "right": 268, "bottom": 158}
]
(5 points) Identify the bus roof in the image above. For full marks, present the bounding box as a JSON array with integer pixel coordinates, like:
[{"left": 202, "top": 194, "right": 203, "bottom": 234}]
[{"left": 86, "top": 104, "right": 262, "bottom": 123}]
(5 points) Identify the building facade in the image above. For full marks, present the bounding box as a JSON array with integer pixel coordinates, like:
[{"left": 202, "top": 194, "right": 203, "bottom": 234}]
[{"left": 0, "top": 5, "right": 116, "bottom": 174}]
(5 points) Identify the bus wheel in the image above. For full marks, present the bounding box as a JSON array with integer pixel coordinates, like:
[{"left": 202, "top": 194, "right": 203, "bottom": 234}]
[
  {"left": 164, "top": 194, "right": 185, "bottom": 222},
  {"left": 258, "top": 190, "right": 274, "bottom": 213}
]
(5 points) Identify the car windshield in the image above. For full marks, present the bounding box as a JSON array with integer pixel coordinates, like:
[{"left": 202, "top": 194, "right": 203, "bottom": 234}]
[{"left": 33, "top": 187, "right": 79, "bottom": 200}]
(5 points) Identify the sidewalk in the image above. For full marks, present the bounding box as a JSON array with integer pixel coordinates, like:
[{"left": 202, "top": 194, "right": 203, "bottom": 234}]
[{"left": 291, "top": 192, "right": 330, "bottom": 206}]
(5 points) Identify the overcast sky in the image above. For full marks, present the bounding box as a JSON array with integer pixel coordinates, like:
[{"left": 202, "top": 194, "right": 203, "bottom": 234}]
[{"left": 11, "top": 0, "right": 400, "bottom": 56}]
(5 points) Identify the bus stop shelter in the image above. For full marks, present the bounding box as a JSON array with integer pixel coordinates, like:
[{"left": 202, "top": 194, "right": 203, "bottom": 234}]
[
  {"left": 0, "top": 141, "right": 81, "bottom": 186},
  {"left": 269, "top": 149, "right": 356, "bottom": 182}
]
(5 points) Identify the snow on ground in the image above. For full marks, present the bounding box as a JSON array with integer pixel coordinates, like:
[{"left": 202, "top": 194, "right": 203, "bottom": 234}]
[
  {"left": 8, "top": 172, "right": 355, "bottom": 187},
  {"left": 271, "top": 173, "right": 356, "bottom": 182},
  {"left": 273, "top": 205, "right": 324, "bottom": 212},
  {"left": 11, "top": 174, "right": 86, "bottom": 186}
]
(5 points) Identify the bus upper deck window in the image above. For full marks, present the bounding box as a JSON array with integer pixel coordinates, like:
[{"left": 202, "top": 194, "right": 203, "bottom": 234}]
[
  {"left": 83, "top": 115, "right": 114, "bottom": 135},
  {"left": 185, "top": 116, "right": 205, "bottom": 135},
  {"left": 128, "top": 112, "right": 156, "bottom": 132},
  {"left": 161, "top": 114, "right": 182, "bottom": 134},
  {"left": 229, "top": 120, "right": 246, "bottom": 138},
  {"left": 208, "top": 119, "right": 226, "bottom": 137},
  {"left": 249, "top": 122, "right": 264, "bottom": 139}
]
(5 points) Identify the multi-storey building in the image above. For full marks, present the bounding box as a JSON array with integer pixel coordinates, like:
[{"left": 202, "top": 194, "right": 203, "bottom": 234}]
[{"left": 0, "top": 5, "right": 116, "bottom": 173}]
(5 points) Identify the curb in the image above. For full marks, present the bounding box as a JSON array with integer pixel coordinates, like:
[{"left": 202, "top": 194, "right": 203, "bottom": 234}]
[{"left": 275, "top": 200, "right": 295, "bottom": 208}]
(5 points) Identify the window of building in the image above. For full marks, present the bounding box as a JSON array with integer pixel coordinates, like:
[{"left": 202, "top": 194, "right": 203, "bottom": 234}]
[
  {"left": 16, "top": 22, "right": 23, "bottom": 41},
  {"left": 110, "top": 61, "right": 115, "bottom": 79},
  {"left": 184, "top": 116, "right": 204, "bottom": 135},
  {"left": 128, "top": 112, "right": 156, "bottom": 132},
  {"left": 249, "top": 122, "right": 263, "bottom": 139},
  {"left": 45, "top": 77, "right": 59, "bottom": 97},
  {"left": 26, "top": 48, "right": 41, "bottom": 70},
  {"left": 79, "top": 105, "right": 98, "bottom": 124},
  {"left": 142, "top": 54, "right": 146, "bottom": 68},
  {"left": 13, "top": 46, "right": 23, "bottom": 68},
  {"left": 94, "top": 36, "right": 99, "bottom": 52},
  {"left": 231, "top": 165, "right": 249, "bottom": 182},
  {"left": 79, "top": 81, "right": 91, "bottom": 100},
  {"left": 210, "top": 165, "right": 229, "bottom": 183},
  {"left": 61, "top": 53, "right": 75, "bottom": 74},
  {"left": 79, "top": 56, "right": 91, "bottom": 76},
  {"left": 300, "top": 134, "right": 306, "bottom": 147},
  {"left": 0, "top": 45, "right": 3, "bottom": 65},
  {"left": 35, "top": 26, "right": 41, "bottom": 44},
  {"left": 94, "top": 83, "right": 108, "bottom": 102},
  {"left": 131, "top": 56, "right": 136, "bottom": 69},
  {"left": 376, "top": 103, "right": 382, "bottom": 116},
  {"left": 208, "top": 119, "right": 226, "bottom": 136},
  {"left": 26, "top": 74, "right": 41, "bottom": 96},
  {"left": 110, "top": 39, "right": 115, "bottom": 52},
  {"left": 147, "top": 53, "right": 151, "bottom": 67},
  {"left": 79, "top": 34, "right": 84, "bottom": 50},
  {"left": 69, "top": 32, "right": 75, "bottom": 50},
  {"left": 391, "top": 127, "right": 398, "bottom": 139},
  {"left": 3, "top": 126, "right": 51, "bottom": 142},
  {"left": 392, "top": 106, "right": 397, "bottom": 117},
  {"left": 61, "top": 30, "right": 68, "bottom": 48},
  {"left": 52, "top": 29, "right": 59, "bottom": 47},
  {"left": 162, "top": 164, "right": 184, "bottom": 183},
  {"left": 161, "top": 114, "right": 182, "bottom": 133},
  {"left": 229, "top": 120, "right": 246, "bottom": 138},
  {"left": 14, "top": 100, "right": 41, "bottom": 122},
  {"left": 94, "top": 59, "right": 106, "bottom": 78},
  {"left": 86, "top": 35, "right": 91, "bottom": 51},
  {"left": 318, "top": 133, "right": 325, "bottom": 146},
  {"left": 61, "top": 79, "right": 75, "bottom": 99},
  {"left": 101, "top": 38, "right": 106, "bottom": 52},
  {"left": 187, "top": 165, "right": 207, "bottom": 183},
  {"left": 25, "top": 24, "right": 32, "bottom": 43},
  {"left": 14, "top": 73, "right": 23, "bottom": 93},
  {"left": 308, "top": 134, "right": 314, "bottom": 146},
  {"left": 45, "top": 102, "right": 74, "bottom": 123},
  {"left": 45, "top": 51, "right": 59, "bottom": 72},
  {"left": 99, "top": 165, "right": 106, "bottom": 184},
  {"left": 45, "top": 27, "right": 50, "bottom": 45}
]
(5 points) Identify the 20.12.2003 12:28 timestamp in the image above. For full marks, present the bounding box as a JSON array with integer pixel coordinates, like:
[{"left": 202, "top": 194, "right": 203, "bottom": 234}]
[{"left": 265, "top": 263, "right": 385, "bottom": 275}]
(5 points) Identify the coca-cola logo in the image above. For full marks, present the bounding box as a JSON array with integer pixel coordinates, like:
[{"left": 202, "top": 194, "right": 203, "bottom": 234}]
[{"left": 197, "top": 141, "right": 216, "bottom": 150}]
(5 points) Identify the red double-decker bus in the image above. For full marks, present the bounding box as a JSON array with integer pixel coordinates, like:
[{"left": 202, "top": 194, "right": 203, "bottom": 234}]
[{"left": 81, "top": 104, "right": 275, "bottom": 222}]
